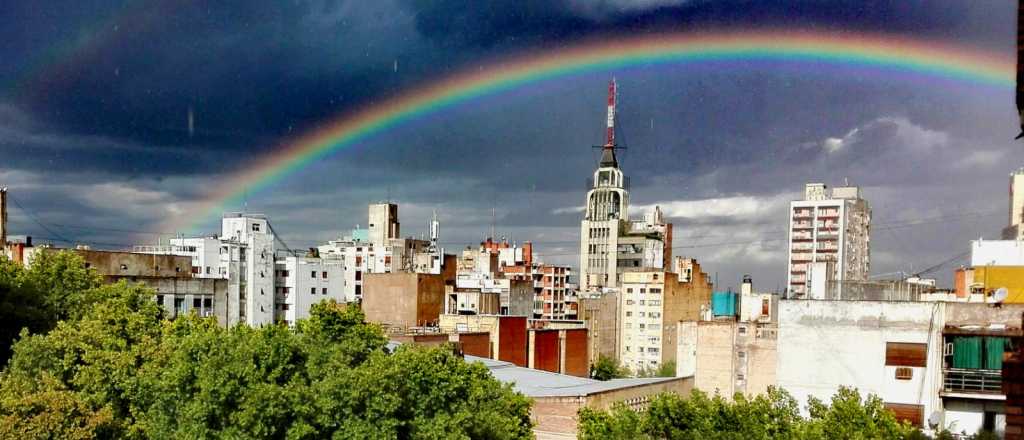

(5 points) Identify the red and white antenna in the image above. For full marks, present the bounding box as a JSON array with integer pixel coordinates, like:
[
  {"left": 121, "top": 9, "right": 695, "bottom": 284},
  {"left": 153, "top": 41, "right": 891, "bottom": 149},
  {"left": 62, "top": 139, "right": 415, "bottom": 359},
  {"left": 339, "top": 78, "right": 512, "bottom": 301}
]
[{"left": 605, "top": 78, "right": 617, "bottom": 147}]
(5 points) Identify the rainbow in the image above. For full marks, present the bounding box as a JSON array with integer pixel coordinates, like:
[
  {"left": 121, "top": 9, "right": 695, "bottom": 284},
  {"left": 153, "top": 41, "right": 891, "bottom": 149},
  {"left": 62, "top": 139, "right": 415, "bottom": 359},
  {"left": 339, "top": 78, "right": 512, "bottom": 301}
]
[{"left": 165, "top": 30, "right": 1014, "bottom": 234}]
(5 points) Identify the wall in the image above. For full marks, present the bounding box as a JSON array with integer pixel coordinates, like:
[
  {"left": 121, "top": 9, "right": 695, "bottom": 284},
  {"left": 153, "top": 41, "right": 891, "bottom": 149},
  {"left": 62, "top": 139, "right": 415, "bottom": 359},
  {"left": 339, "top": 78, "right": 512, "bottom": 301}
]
[
  {"left": 499, "top": 316, "right": 528, "bottom": 367},
  {"left": 454, "top": 332, "right": 491, "bottom": 358},
  {"left": 530, "top": 377, "right": 692, "bottom": 436},
  {"left": 972, "top": 240, "right": 1024, "bottom": 266},
  {"left": 971, "top": 266, "right": 1024, "bottom": 303},
  {"left": 580, "top": 291, "right": 619, "bottom": 366},
  {"left": 694, "top": 320, "right": 736, "bottom": 396},
  {"left": 363, "top": 273, "right": 444, "bottom": 328},
  {"left": 777, "top": 300, "right": 943, "bottom": 426},
  {"left": 530, "top": 329, "right": 561, "bottom": 373},
  {"left": 563, "top": 328, "right": 590, "bottom": 378}
]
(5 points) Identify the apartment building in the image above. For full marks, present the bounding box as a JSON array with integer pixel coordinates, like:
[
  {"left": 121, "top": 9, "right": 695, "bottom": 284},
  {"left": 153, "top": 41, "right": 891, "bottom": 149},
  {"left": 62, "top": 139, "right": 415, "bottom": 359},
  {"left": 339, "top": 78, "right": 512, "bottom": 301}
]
[
  {"left": 787, "top": 183, "right": 871, "bottom": 297},
  {"left": 618, "top": 262, "right": 712, "bottom": 374}
]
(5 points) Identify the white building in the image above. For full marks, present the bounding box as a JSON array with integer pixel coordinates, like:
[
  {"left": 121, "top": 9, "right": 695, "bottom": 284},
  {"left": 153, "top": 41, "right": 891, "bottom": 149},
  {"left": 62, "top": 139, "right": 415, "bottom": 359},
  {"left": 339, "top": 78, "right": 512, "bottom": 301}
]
[
  {"left": 138, "top": 214, "right": 276, "bottom": 327},
  {"left": 787, "top": 183, "right": 871, "bottom": 298},
  {"left": 579, "top": 80, "right": 671, "bottom": 291},
  {"left": 777, "top": 300, "right": 943, "bottom": 429},
  {"left": 1002, "top": 168, "right": 1024, "bottom": 240},
  {"left": 318, "top": 203, "right": 438, "bottom": 301},
  {"left": 971, "top": 239, "right": 1024, "bottom": 266},
  {"left": 273, "top": 256, "right": 345, "bottom": 325}
]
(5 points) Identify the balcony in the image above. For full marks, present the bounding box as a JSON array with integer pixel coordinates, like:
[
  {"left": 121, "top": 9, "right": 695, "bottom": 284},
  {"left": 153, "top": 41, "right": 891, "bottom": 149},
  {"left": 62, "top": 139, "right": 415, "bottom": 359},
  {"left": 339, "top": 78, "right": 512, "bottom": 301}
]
[{"left": 942, "top": 368, "right": 1002, "bottom": 396}]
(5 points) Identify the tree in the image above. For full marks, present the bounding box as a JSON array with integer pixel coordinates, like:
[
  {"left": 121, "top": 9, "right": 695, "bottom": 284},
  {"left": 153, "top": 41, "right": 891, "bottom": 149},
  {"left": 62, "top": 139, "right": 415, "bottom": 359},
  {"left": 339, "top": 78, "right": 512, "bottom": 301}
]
[
  {"left": 590, "top": 355, "right": 628, "bottom": 381},
  {"left": 0, "top": 251, "right": 104, "bottom": 366},
  {"left": 1, "top": 285, "right": 534, "bottom": 439},
  {"left": 578, "top": 387, "right": 921, "bottom": 440}
]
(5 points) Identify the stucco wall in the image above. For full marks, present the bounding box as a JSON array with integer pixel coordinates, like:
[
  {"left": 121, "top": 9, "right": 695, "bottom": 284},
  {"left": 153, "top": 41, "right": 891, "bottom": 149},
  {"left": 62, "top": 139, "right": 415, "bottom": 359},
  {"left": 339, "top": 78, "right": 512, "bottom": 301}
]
[{"left": 777, "top": 300, "right": 943, "bottom": 426}]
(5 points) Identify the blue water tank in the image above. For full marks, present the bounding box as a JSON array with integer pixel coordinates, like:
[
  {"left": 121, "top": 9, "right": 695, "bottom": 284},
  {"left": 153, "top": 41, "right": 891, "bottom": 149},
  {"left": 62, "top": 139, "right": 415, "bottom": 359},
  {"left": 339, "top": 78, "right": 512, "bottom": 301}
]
[{"left": 712, "top": 291, "right": 737, "bottom": 317}]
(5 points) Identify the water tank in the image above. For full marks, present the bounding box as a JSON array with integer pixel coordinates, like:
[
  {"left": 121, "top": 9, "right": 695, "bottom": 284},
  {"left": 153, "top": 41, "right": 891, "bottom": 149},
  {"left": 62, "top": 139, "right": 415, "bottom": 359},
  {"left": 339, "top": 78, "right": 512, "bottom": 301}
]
[{"left": 712, "top": 291, "right": 737, "bottom": 317}]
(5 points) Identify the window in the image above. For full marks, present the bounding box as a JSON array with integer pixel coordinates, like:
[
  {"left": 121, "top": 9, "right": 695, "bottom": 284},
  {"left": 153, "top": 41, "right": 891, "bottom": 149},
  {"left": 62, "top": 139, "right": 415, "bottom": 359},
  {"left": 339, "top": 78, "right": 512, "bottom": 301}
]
[
  {"left": 650, "top": 288, "right": 662, "bottom": 294},
  {"left": 626, "top": 300, "right": 634, "bottom": 305},
  {"left": 639, "top": 300, "right": 645, "bottom": 305},
  {"left": 193, "top": 298, "right": 201, "bottom": 308},
  {"left": 626, "top": 311, "right": 632, "bottom": 317},
  {"left": 639, "top": 323, "right": 645, "bottom": 329},
  {"left": 322, "top": 271, "right": 328, "bottom": 278},
  {"left": 311, "top": 287, "right": 316, "bottom": 294},
  {"left": 252, "top": 223, "right": 261, "bottom": 232},
  {"left": 311, "top": 270, "right": 317, "bottom": 278},
  {"left": 626, "top": 288, "right": 633, "bottom": 293},
  {"left": 649, "top": 300, "right": 661, "bottom": 306},
  {"left": 281, "top": 304, "right": 290, "bottom": 311},
  {"left": 192, "top": 266, "right": 200, "bottom": 274},
  {"left": 174, "top": 298, "right": 186, "bottom": 314},
  {"left": 120, "top": 264, "right": 128, "bottom": 270},
  {"left": 356, "top": 256, "right": 363, "bottom": 265},
  {"left": 738, "top": 326, "right": 748, "bottom": 335},
  {"left": 884, "top": 403, "right": 924, "bottom": 427},
  {"left": 737, "top": 351, "right": 746, "bottom": 360},
  {"left": 203, "top": 298, "right": 211, "bottom": 308},
  {"left": 648, "top": 347, "right": 658, "bottom": 353},
  {"left": 885, "top": 342, "right": 927, "bottom": 367},
  {"left": 156, "top": 295, "right": 164, "bottom": 306},
  {"left": 639, "top": 312, "right": 646, "bottom": 317},
  {"left": 355, "top": 271, "right": 362, "bottom": 281},
  {"left": 894, "top": 367, "right": 913, "bottom": 380},
  {"left": 322, "top": 288, "right": 327, "bottom": 295},
  {"left": 205, "top": 266, "right": 211, "bottom": 274},
  {"left": 639, "top": 288, "right": 646, "bottom": 294},
  {"left": 280, "top": 270, "right": 289, "bottom": 277}
]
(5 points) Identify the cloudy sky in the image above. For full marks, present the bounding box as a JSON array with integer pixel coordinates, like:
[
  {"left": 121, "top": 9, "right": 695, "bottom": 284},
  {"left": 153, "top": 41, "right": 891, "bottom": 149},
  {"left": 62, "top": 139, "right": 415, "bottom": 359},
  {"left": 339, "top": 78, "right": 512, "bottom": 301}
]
[{"left": 3, "top": 0, "right": 1021, "bottom": 290}]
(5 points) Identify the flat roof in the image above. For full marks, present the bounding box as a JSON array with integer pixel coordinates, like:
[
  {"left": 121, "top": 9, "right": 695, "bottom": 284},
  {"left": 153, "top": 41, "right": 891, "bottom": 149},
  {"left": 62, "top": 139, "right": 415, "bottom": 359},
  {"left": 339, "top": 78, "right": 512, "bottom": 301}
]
[{"left": 466, "top": 355, "right": 682, "bottom": 397}]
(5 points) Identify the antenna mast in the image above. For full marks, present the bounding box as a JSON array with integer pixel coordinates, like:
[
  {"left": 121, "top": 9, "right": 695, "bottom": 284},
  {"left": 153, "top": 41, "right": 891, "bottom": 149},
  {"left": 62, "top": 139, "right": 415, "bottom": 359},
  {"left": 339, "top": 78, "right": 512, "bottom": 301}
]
[{"left": 606, "top": 78, "right": 616, "bottom": 147}]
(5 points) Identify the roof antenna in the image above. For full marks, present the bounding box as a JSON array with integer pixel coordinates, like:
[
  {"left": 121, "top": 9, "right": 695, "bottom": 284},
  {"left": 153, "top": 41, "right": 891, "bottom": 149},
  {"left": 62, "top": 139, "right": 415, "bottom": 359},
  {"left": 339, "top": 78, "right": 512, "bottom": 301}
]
[{"left": 491, "top": 207, "right": 496, "bottom": 241}]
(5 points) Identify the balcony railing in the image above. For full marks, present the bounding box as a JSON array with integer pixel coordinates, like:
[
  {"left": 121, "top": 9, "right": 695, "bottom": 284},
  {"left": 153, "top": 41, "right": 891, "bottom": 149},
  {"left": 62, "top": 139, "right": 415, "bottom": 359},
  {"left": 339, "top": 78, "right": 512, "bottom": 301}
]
[{"left": 943, "top": 368, "right": 1002, "bottom": 395}]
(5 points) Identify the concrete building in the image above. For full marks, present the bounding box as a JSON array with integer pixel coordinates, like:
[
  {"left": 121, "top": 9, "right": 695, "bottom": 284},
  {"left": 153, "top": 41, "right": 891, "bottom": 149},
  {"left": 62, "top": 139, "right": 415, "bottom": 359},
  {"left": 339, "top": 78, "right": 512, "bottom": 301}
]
[
  {"left": 22, "top": 246, "right": 228, "bottom": 324},
  {"left": 777, "top": 299, "right": 1024, "bottom": 434},
  {"left": 468, "top": 355, "right": 691, "bottom": 438},
  {"left": 318, "top": 203, "right": 439, "bottom": 301},
  {"left": 618, "top": 263, "right": 713, "bottom": 375},
  {"left": 578, "top": 80, "right": 672, "bottom": 291},
  {"left": 579, "top": 289, "right": 620, "bottom": 367},
  {"left": 972, "top": 239, "right": 1024, "bottom": 266},
  {"left": 361, "top": 272, "right": 444, "bottom": 329},
  {"left": 273, "top": 256, "right": 345, "bottom": 325},
  {"left": 678, "top": 320, "right": 777, "bottom": 397},
  {"left": 1003, "top": 168, "right": 1024, "bottom": 240},
  {"left": 787, "top": 183, "right": 871, "bottom": 297}
]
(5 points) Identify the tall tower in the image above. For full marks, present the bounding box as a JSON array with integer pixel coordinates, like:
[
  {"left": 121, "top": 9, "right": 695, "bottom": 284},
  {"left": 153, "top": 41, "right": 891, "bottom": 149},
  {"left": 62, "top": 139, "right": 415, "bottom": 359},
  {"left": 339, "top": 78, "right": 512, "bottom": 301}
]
[
  {"left": 368, "top": 203, "right": 400, "bottom": 246},
  {"left": 787, "top": 183, "right": 871, "bottom": 298},
  {"left": 580, "top": 80, "right": 630, "bottom": 291},
  {"left": 1003, "top": 168, "right": 1024, "bottom": 240}
]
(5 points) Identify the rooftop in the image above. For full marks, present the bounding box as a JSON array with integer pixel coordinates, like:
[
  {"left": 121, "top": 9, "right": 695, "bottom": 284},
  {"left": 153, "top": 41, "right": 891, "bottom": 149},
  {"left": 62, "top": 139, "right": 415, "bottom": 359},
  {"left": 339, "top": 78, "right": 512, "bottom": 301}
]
[{"left": 466, "top": 355, "right": 681, "bottom": 397}]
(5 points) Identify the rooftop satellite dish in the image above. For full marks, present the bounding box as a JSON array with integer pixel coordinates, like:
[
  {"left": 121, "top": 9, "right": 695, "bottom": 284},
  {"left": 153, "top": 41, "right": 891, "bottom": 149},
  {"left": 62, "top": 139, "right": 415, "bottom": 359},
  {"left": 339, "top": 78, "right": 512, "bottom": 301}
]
[{"left": 992, "top": 287, "right": 1009, "bottom": 304}]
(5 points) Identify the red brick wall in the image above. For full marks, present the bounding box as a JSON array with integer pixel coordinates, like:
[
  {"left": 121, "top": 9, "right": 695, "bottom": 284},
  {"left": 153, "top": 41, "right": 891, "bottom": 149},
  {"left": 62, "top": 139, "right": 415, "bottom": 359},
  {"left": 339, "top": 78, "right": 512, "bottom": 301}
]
[
  {"left": 532, "top": 330, "right": 560, "bottom": 373},
  {"left": 563, "top": 328, "right": 589, "bottom": 377},
  {"left": 458, "top": 332, "right": 491, "bottom": 358},
  {"left": 499, "top": 316, "right": 528, "bottom": 367}
]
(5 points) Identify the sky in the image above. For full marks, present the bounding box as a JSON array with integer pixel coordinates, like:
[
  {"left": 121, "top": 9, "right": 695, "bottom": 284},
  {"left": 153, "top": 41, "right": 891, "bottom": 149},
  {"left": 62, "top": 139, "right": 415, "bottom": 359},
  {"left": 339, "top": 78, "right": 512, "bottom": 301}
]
[{"left": 2, "top": 0, "right": 1022, "bottom": 291}]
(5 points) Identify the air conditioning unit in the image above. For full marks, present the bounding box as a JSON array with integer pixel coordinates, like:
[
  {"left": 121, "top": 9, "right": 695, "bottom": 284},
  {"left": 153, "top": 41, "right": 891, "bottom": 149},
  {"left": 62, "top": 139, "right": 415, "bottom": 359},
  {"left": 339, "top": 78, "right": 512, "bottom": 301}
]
[{"left": 943, "top": 342, "right": 954, "bottom": 356}]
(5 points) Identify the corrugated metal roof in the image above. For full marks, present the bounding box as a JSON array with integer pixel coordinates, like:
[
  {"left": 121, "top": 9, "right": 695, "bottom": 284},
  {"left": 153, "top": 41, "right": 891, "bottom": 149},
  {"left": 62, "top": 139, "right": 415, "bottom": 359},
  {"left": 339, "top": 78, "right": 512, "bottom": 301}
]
[{"left": 465, "top": 355, "right": 681, "bottom": 397}]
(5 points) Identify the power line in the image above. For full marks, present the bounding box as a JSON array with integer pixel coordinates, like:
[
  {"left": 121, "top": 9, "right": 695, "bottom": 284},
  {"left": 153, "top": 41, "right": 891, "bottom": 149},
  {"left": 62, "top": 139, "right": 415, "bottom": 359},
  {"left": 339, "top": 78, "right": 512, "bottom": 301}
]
[{"left": 7, "top": 195, "right": 75, "bottom": 244}]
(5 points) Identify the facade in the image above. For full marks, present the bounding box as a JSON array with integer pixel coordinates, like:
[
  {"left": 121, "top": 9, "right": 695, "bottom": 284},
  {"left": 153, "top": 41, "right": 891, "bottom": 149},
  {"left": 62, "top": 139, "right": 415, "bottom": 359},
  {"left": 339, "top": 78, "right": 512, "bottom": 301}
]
[
  {"left": 617, "top": 263, "right": 713, "bottom": 374},
  {"left": 273, "top": 256, "right": 345, "bottom": 325},
  {"left": 777, "top": 300, "right": 943, "bottom": 428},
  {"left": 527, "top": 328, "right": 589, "bottom": 377},
  {"left": 22, "top": 246, "right": 228, "bottom": 324},
  {"left": 579, "top": 289, "right": 620, "bottom": 367},
  {"left": 677, "top": 320, "right": 777, "bottom": 397},
  {"left": 361, "top": 272, "right": 445, "bottom": 329},
  {"left": 579, "top": 80, "right": 672, "bottom": 291},
  {"left": 1003, "top": 168, "right": 1024, "bottom": 240},
  {"left": 787, "top": 183, "right": 871, "bottom": 297},
  {"left": 439, "top": 314, "right": 529, "bottom": 367},
  {"left": 777, "top": 299, "right": 1023, "bottom": 434}
]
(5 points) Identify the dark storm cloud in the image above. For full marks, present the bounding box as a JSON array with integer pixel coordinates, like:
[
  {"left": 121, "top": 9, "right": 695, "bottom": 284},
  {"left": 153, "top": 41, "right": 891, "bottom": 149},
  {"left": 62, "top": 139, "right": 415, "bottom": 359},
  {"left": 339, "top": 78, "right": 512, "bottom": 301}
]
[{"left": 1, "top": 0, "right": 1020, "bottom": 287}]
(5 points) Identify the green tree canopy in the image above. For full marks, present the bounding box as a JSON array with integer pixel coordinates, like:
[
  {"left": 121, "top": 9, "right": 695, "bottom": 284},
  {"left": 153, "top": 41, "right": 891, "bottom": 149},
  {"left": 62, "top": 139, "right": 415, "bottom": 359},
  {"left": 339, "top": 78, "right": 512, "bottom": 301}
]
[
  {"left": 0, "top": 282, "right": 534, "bottom": 439},
  {"left": 579, "top": 387, "right": 920, "bottom": 440},
  {"left": 590, "top": 355, "right": 628, "bottom": 381}
]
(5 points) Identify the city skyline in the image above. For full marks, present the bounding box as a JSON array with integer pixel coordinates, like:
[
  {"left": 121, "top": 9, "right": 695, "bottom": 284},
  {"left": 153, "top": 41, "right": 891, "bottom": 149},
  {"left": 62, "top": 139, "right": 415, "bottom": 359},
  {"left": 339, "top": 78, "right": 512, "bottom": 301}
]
[{"left": 2, "top": 1, "right": 1022, "bottom": 289}]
